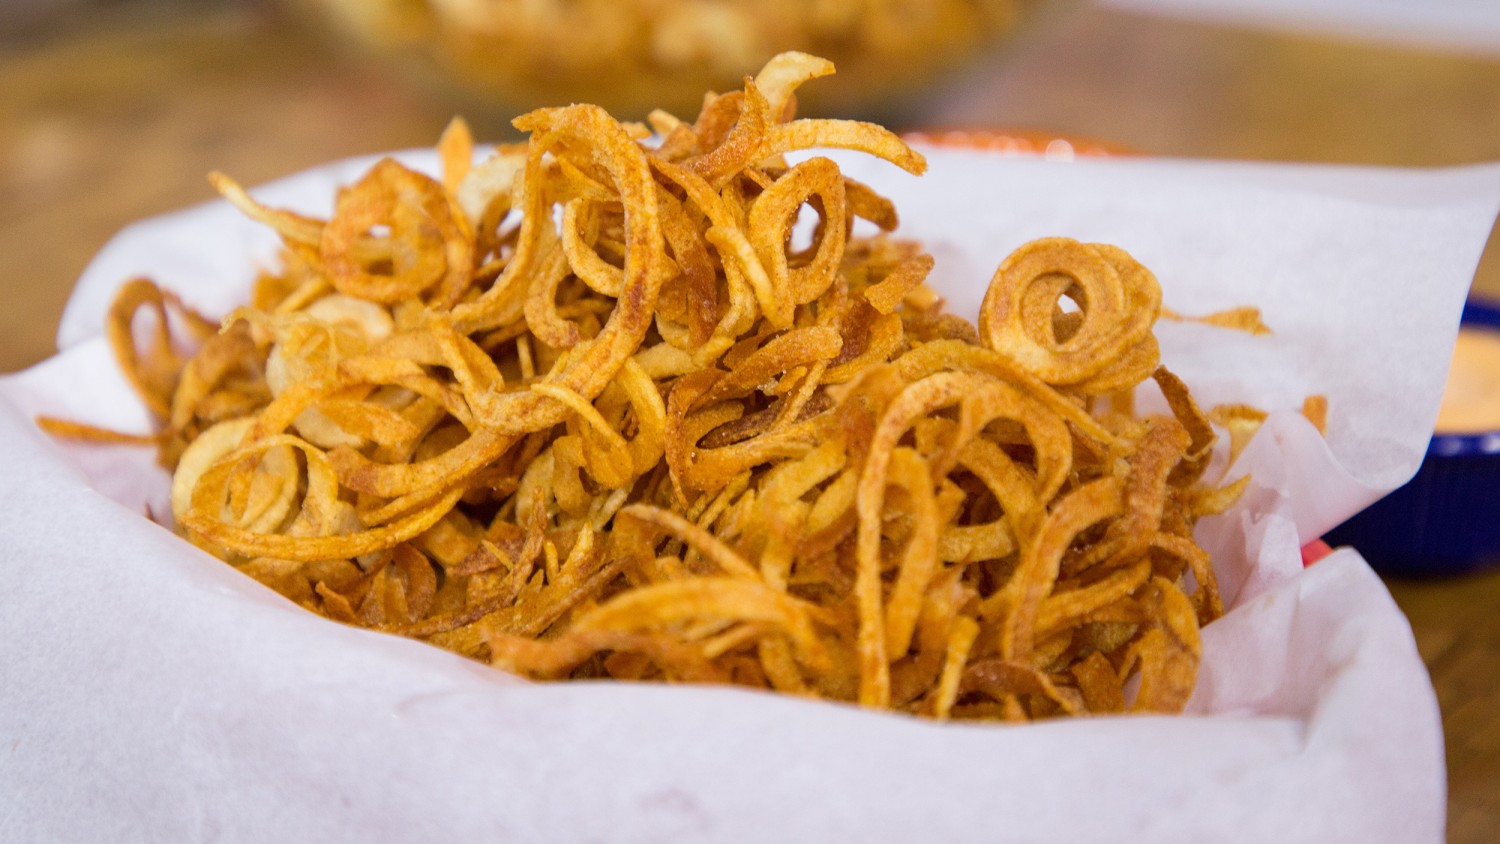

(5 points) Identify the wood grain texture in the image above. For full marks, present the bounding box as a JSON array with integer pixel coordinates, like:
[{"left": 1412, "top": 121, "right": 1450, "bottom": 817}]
[{"left": 2, "top": 3, "right": 1497, "bottom": 838}]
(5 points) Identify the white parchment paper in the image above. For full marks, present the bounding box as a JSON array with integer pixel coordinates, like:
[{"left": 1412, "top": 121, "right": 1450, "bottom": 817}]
[{"left": 4, "top": 145, "right": 1498, "bottom": 843}]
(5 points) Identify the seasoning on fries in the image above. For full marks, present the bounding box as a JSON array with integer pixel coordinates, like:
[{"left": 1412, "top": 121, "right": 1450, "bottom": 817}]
[{"left": 43, "top": 53, "right": 1259, "bottom": 721}]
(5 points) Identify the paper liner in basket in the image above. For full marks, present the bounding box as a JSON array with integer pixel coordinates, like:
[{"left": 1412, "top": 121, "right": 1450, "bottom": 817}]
[{"left": 4, "top": 145, "right": 1499, "bottom": 842}]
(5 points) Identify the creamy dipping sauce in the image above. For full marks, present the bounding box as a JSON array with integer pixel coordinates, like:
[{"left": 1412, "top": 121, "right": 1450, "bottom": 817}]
[{"left": 1436, "top": 326, "right": 1500, "bottom": 434}]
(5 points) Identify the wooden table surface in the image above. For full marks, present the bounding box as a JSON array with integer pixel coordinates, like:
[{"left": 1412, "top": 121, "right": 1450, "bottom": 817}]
[{"left": 3, "top": 2, "right": 1498, "bottom": 839}]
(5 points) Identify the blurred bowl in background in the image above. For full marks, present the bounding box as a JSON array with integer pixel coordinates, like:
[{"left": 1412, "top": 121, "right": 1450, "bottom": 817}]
[
  {"left": 286, "top": 0, "right": 1062, "bottom": 128},
  {"left": 1326, "top": 297, "right": 1500, "bottom": 578}
]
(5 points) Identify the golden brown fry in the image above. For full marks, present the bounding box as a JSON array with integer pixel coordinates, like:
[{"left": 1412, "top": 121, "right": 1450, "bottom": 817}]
[
  {"left": 44, "top": 52, "right": 1263, "bottom": 723},
  {"left": 1160, "top": 305, "right": 1273, "bottom": 336},
  {"left": 1302, "top": 394, "right": 1329, "bottom": 435}
]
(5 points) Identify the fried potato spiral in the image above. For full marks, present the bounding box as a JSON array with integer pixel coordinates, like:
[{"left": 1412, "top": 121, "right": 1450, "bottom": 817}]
[{"left": 51, "top": 53, "right": 1249, "bottom": 722}]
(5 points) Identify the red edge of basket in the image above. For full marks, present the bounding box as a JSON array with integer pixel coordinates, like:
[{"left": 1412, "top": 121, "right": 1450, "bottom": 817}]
[{"left": 901, "top": 128, "right": 1134, "bottom": 158}]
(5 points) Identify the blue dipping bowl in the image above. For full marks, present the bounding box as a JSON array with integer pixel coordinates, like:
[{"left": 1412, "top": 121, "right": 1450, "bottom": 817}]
[{"left": 1326, "top": 297, "right": 1500, "bottom": 578}]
